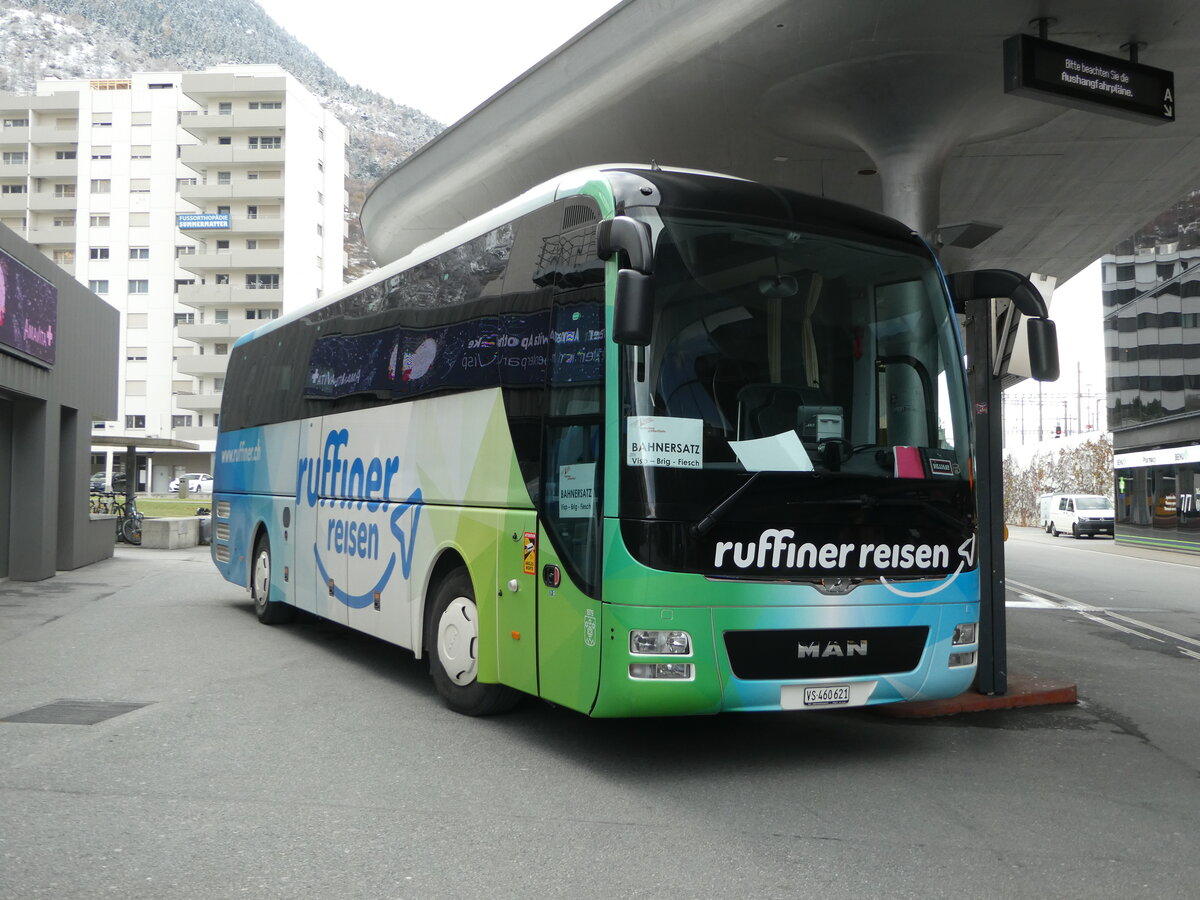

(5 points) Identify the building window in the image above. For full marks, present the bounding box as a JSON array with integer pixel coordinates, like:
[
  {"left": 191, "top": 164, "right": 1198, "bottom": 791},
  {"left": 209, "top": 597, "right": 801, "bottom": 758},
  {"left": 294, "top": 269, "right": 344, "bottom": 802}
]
[
  {"left": 128, "top": 279, "right": 149, "bottom": 293},
  {"left": 248, "top": 136, "right": 281, "bottom": 150},
  {"left": 215, "top": 273, "right": 229, "bottom": 285},
  {"left": 218, "top": 102, "right": 232, "bottom": 115},
  {"left": 91, "top": 114, "right": 113, "bottom": 127},
  {"left": 126, "top": 347, "right": 147, "bottom": 361},
  {"left": 171, "top": 415, "right": 193, "bottom": 428},
  {"left": 129, "top": 247, "right": 149, "bottom": 260},
  {"left": 131, "top": 146, "right": 151, "bottom": 159},
  {"left": 218, "top": 136, "right": 231, "bottom": 145},
  {"left": 52, "top": 249, "right": 74, "bottom": 265},
  {"left": 246, "top": 308, "right": 279, "bottom": 320},
  {"left": 2, "top": 151, "right": 28, "bottom": 164},
  {"left": 1, "top": 184, "right": 27, "bottom": 194},
  {"left": 216, "top": 239, "right": 230, "bottom": 250},
  {"left": 149, "top": 83, "right": 173, "bottom": 89},
  {"left": 91, "top": 147, "right": 112, "bottom": 159},
  {"left": 125, "top": 415, "right": 146, "bottom": 429},
  {"left": 177, "top": 177, "right": 197, "bottom": 188},
  {"left": 53, "top": 216, "right": 74, "bottom": 227},
  {"left": 2, "top": 117, "right": 29, "bottom": 127},
  {"left": 89, "top": 247, "right": 109, "bottom": 260},
  {"left": 54, "top": 183, "right": 76, "bottom": 198},
  {"left": 88, "top": 280, "right": 109, "bottom": 294},
  {"left": 249, "top": 101, "right": 282, "bottom": 110},
  {"left": 129, "top": 178, "right": 150, "bottom": 193},
  {"left": 89, "top": 215, "right": 110, "bottom": 227},
  {"left": 55, "top": 150, "right": 77, "bottom": 160},
  {"left": 90, "top": 179, "right": 111, "bottom": 193},
  {"left": 246, "top": 239, "right": 257, "bottom": 250},
  {"left": 175, "top": 245, "right": 196, "bottom": 257},
  {"left": 174, "top": 279, "right": 195, "bottom": 293},
  {"left": 217, "top": 171, "right": 231, "bottom": 185},
  {"left": 214, "top": 309, "right": 229, "bottom": 323},
  {"left": 246, "top": 205, "right": 258, "bottom": 219},
  {"left": 215, "top": 343, "right": 229, "bottom": 355},
  {"left": 174, "top": 312, "right": 195, "bottom": 326}
]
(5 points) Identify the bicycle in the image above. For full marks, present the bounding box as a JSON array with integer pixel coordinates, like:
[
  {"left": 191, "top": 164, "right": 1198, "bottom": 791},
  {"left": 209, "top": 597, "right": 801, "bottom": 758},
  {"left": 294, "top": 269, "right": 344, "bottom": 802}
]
[{"left": 111, "top": 494, "right": 144, "bottom": 545}]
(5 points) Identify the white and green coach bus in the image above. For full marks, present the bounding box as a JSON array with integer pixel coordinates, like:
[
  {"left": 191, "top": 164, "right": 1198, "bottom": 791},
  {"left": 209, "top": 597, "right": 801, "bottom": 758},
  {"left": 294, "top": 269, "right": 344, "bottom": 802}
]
[{"left": 211, "top": 164, "right": 1049, "bottom": 717}]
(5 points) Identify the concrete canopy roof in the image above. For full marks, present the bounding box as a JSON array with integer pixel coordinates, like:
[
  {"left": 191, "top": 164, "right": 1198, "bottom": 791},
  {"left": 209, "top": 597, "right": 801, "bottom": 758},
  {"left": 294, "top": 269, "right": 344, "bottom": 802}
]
[{"left": 362, "top": 0, "right": 1200, "bottom": 282}]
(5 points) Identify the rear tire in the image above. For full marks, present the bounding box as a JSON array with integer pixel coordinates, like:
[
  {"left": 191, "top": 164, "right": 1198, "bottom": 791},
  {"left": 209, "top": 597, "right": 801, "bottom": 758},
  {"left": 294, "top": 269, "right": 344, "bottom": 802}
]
[
  {"left": 1072, "top": 522, "right": 1080, "bottom": 539},
  {"left": 252, "top": 533, "right": 294, "bottom": 624},
  {"left": 427, "top": 570, "right": 519, "bottom": 716}
]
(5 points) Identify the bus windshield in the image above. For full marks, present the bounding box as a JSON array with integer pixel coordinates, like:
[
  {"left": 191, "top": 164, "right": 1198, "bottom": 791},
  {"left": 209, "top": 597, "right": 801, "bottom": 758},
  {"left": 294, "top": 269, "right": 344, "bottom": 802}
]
[{"left": 620, "top": 212, "right": 970, "bottom": 523}]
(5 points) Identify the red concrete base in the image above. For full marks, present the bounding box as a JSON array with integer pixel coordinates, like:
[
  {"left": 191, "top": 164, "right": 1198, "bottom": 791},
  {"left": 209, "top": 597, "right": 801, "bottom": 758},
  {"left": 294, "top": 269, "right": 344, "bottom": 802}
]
[{"left": 873, "top": 672, "right": 1078, "bottom": 718}]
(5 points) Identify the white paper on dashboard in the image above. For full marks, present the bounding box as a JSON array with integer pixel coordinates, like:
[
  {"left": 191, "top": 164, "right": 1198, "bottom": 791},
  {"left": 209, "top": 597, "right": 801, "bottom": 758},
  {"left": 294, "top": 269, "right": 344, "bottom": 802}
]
[{"left": 729, "top": 430, "right": 814, "bottom": 472}]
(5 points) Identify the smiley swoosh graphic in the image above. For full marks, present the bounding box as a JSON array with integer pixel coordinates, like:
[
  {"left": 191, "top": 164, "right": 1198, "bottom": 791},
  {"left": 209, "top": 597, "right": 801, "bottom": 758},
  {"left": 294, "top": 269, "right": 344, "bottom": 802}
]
[
  {"left": 313, "top": 546, "right": 396, "bottom": 609},
  {"left": 879, "top": 535, "right": 976, "bottom": 598}
]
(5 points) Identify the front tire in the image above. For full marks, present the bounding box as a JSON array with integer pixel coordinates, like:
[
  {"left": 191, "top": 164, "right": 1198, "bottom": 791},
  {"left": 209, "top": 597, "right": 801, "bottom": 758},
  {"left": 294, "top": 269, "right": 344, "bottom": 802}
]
[
  {"left": 427, "top": 570, "right": 519, "bottom": 716},
  {"left": 1072, "top": 522, "right": 1081, "bottom": 539},
  {"left": 121, "top": 514, "right": 142, "bottom": 545},
  {"left": 251, "top": 533, "right": 294, "bottom": 624}
]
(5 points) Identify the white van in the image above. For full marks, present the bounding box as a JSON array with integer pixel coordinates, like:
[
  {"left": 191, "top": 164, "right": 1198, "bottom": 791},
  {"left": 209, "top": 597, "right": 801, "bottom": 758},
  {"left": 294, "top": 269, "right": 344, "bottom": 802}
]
[
  {"left": 1037, "top": 494, "right": 1056, "bottom": 531},
  {"left": 1047, "top": 493, "right": 1115, "bottom": 538}
]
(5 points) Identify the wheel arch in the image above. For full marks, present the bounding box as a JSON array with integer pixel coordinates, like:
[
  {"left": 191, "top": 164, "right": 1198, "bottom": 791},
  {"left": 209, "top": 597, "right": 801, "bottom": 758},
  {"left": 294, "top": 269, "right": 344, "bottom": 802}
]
[
  {"left": 417, "top": 547, "right": 471, "bottom": 660},
  {"left": 247, "top": 519, "right": 271, "bottom": 588}
]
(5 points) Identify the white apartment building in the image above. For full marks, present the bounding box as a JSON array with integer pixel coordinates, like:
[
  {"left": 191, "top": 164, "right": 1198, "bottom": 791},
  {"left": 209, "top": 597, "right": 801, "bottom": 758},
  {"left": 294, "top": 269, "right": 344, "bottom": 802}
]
[{"left": 0, "top": 65, "right": 347, "bottom": 488}]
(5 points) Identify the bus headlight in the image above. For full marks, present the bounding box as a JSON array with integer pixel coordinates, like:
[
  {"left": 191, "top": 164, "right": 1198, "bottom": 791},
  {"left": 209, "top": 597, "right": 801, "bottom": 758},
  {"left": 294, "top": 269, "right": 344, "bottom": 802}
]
[
  {"left": 629, "top": 663, "right": 694, "bottom": 680},
  {"left": 630, "top": 630, "right": 691, "bottom": 655},
  {"left": 952, "top": 622, "right": 977, "bottom": 645}
]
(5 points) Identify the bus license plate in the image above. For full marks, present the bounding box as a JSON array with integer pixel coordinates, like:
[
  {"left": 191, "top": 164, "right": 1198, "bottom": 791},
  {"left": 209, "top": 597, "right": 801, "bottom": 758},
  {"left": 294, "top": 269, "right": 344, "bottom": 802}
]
[{"left": 803, "top": 685, "right": 851, "bottom": 707}]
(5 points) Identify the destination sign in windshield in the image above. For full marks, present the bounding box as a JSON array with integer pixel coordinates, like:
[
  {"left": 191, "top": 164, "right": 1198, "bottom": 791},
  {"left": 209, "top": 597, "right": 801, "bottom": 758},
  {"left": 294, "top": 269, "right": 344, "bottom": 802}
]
[{"left": 1004, "top": 33, "right": 1175, "bottom": 126}]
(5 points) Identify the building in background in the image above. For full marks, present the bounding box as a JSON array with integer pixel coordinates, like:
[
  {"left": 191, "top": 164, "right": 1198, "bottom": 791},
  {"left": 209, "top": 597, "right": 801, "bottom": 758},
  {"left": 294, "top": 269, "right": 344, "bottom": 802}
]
[
  {"left": 1101, "top": 194, "right": 1200, "bottom": 553},
  {"left": 0, "top": 65, "right": 347, "bottom": 488}
]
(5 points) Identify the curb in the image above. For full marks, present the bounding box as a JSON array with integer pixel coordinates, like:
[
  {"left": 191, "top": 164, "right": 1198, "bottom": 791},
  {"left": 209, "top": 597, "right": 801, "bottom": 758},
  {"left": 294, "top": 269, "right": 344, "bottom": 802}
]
[{"left": 873, "top": 672, "right": 1078, "bottom": 718}]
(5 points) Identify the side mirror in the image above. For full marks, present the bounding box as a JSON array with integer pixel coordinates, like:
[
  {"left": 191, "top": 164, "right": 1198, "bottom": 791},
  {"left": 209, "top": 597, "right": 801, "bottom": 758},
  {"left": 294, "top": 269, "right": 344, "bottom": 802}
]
[
  {"left": 613, "top": 270, "right": 654, "bottom": 345},
  {"left": 1026, "top": 317, "right": 1060, "bottom": 382},
  {"left": 597, "top": 216, "right": 656, "bottom": 346},
  {"left": 948, "top": 267, "right": 1059, "bottom": 382}
]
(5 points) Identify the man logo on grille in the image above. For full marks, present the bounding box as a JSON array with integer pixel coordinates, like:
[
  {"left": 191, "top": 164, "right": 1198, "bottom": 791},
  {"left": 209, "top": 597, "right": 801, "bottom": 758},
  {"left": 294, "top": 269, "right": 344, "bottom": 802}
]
[{"left": 798, "top": 640, "right": 868, "bottom": 658}]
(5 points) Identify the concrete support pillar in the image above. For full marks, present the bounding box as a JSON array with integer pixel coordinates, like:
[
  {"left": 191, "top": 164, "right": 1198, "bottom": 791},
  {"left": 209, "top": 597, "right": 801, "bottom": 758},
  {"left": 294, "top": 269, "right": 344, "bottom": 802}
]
[
  {"left": 9, "top": 396, "right": 58, "bottom": 581},
  {"left": 876, "top": 152, "right": 945, "bottom": 248}
]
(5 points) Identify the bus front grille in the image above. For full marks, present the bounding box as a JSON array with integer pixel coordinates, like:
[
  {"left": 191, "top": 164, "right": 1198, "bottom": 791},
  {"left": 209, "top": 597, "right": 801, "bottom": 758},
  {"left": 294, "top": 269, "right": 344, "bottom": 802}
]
[{"left": 723, "top": 626, "right": 929, "bottom": 680}]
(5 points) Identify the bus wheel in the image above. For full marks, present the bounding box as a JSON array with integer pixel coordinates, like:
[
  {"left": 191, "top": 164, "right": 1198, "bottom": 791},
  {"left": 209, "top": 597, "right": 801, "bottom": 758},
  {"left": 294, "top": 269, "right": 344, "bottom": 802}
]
[
  {"left": 251, "top": 533, "right": 294, "bottom": 625},
  {"left": 428, "top": 570, "right": 519, "bottom": 716}
]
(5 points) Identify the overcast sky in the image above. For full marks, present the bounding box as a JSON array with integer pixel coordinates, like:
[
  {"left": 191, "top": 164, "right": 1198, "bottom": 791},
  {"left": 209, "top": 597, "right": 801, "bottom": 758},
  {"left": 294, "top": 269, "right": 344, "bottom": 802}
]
[{"left": 253, "top": 0, "right": 623, "bottom": 125}]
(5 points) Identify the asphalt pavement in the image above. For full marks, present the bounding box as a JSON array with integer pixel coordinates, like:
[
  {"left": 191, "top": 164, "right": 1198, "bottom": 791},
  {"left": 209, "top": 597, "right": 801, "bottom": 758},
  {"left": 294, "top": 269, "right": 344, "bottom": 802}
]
[{"left": 1, "top": 539, "right": 1197, "bottom": 899}]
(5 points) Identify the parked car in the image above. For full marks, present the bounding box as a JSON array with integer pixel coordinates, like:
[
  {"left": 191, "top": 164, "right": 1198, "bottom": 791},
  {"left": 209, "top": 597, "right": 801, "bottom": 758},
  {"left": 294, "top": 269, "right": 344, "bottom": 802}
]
[
  {"left": 1047, "top": 493, "right": 1115, "bottom": 538},
  {"left": 169, "top": 473, "right": 213, "bottom": 493},
  {"left": 90, "top": 472, "right": 127, "bottom": 492}
]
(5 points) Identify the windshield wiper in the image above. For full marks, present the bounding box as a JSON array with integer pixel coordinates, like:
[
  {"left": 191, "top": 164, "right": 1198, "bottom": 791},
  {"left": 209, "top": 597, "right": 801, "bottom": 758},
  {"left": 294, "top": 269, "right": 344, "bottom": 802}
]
[{"left": 692, "top": 471, "right": 764, "bottom": 537}]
